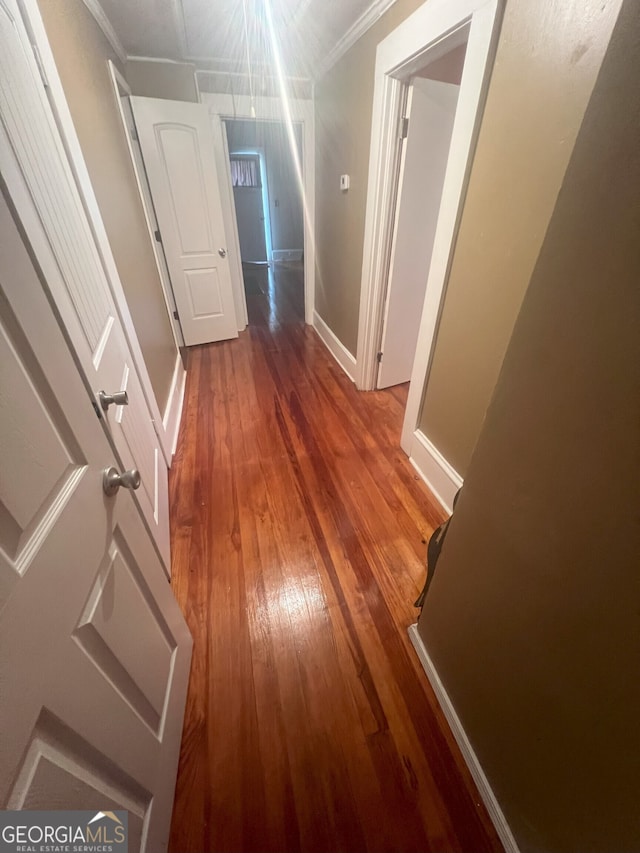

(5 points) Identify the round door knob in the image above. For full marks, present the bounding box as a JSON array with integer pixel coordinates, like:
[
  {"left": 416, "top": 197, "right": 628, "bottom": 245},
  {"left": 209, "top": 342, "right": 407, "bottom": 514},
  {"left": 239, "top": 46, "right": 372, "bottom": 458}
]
[
  {"left": 98, "top": 389, "right": 129, "bottom": 411},
  {"left": 218, "top": 248, "right": 227, "bottom": 258},
  {"left": 103, "top": 466, "right": 141, "bottom": 497}
]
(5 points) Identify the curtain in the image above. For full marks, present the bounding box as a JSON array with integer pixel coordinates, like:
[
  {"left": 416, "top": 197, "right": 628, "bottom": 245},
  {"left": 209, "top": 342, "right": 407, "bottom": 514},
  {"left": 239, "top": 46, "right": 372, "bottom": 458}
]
[{"left": 231, "top": 158, "right": 260, "bottom": 187}]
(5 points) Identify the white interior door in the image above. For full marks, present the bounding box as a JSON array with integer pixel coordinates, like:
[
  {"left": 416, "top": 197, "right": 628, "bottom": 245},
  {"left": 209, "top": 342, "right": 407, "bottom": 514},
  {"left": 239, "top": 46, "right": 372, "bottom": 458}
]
[
  {"left": 0, "top": 0, "right": 171, "bottom": 571},
  {"left": 131, "top": 96, "right": 239, "bottom": 346},
  {"left": 0, "top": 191, "right": 192, "bottom": 853},
  {"left": 378, "top": 78, "right": 460, "bottom": 389}
]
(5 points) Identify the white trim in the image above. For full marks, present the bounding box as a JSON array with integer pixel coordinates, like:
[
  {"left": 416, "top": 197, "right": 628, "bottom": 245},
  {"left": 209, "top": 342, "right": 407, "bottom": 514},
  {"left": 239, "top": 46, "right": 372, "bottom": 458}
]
[
  {"left": 272, "top": 249, "right": 303, "bottom": 262},
  {"left": 216, "top": 118, "right": 247, "bottom": 329},
  {"left": 107, "top": 60, "right": 184, "bottom": 350},
  {"left": 316, "top": 0, "right": 400, "bottom": 79},
  {"left": 408, "top": 625, "right": 520, "bottom": 853},
  {"left": 162, "top": 354, "right": 187, "bottom": 457},
  {"left": 202, "top": 93, "right": 316, "bottom": 326},
  {"left": 352, "top": 0, "right": 502, "bottom": 450},
  {"left": 409, "top": 429, "right": 462, "bottom": 515},
  {"left": 194, "top": 67, "right": 311, "bottom": 86},
  {"left": 125, "top": 54, "right": 193, "bottom": 65},
  {"left": 79, "top": 0, "right": 126, "bottom": 64},
  {"left": 22, "top": 0, "right": 177, "bottom": 467},
  {"left": 313, "top": 311, "right": 356, "bottom": 382}
]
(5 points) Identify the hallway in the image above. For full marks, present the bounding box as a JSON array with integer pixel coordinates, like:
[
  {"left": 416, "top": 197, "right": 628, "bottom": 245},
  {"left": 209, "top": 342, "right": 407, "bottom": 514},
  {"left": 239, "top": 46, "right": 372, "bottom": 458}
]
[{"left": 167, "top": 266, "right": 501, "bottom": 852}]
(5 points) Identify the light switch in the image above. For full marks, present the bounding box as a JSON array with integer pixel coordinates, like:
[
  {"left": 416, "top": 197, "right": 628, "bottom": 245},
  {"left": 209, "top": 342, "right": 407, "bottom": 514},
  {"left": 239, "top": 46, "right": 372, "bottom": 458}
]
[{"left": 340, "top": 174, "right": 350, "bottom": 191}]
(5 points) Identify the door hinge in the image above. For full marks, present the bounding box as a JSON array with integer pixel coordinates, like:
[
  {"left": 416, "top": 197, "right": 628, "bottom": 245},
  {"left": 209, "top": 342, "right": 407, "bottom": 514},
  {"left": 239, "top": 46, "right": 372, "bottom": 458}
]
[
  {"left": 31, "top": 43, "right": 49, "bottom": 88},
  {"left": 130, "top": 125, "right": 139, "bottom": 142},
  {"left": 173, "top": 310, "right": 179, "bottom": 320},
  {"left": 400, "top": 116, "right": 409, "bottom": 139},
  {"left": 154, "top": 229, "right": 162, "bottom": 243},
  {"left": 377, "top": 351, "right": 383, "bottom": 363}
]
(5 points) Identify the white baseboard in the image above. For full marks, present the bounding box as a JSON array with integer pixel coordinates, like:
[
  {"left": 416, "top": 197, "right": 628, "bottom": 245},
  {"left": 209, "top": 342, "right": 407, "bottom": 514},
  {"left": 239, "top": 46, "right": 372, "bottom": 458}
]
[
  {"left": 409, "top": 429, "right": 462, "bottom": 515},
  {"left": 313, "top": 311, "right": 356, "bottom": 382},
  {"left": 408, "top": 625, "right": 520, "bottom": 853},
  {"left": 162, "top": 354, "right": 187, "bottom": 458},
  {"left": 272, "top": 248, "right": 303, "bottom": 262}
]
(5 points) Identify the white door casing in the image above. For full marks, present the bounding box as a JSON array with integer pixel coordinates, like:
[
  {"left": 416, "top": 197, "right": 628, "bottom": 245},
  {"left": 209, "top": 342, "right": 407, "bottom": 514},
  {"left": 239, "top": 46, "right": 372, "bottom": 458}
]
[
  {"left": 378, "top": 78, "right": 460, "bottom": 389},
  {"left": 0, "top": 190, "right": 192, "bottom": 853},
  {"left": 107, "top": 60, "right": 184, "bottom": 351},
  {"left": 203, "top": 92, "right": 316, "bottom": 327},
  {"left": 19, "top": 0, "right": 178, "bottom": 468},
  {"left": 0, "top": 0, "right": 171, "bottom": 571},
  {"left": 131, "top": 96, "right": 239, "bottom": 347}
]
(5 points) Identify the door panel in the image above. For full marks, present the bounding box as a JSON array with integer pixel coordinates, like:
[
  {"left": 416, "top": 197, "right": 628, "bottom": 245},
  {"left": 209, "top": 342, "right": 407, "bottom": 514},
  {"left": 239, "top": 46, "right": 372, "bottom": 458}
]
[
  {"left": 378, "top": 79, "right": 460, "bottom": 389},
  {"left": 132, "top": 96, "right": 239, "bottom": 346},
  {"left": 0, "top": 190, "right": 192, "bottom": 853},
  {"left": 0, "top": 0, "right": 170, "bottom": 570}
]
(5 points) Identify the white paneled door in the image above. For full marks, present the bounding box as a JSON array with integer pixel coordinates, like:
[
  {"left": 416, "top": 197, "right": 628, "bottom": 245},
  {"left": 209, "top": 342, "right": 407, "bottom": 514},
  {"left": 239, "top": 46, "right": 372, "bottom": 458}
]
[
  {"left": 0, "top": 0, "right": 171, "bottom": 570},
  {"left": 131, "top": 96, "right": 239, "bottom": 346},
  {"left": 0, "top": 185, "right": 192, "bottom": 852}
]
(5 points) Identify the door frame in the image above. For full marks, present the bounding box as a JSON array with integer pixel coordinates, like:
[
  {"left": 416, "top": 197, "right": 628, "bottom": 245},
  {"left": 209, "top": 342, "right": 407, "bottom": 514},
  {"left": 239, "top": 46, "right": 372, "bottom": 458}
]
[
  {"left": 354, "top": 0, "right": 503, "bottom": 451},
  {"left": 203, "top": 93, "right": 315, "bottom": 327},
  {"left": 107, "top": 60, "right": 185, "bottom": 351},
  {"left": 20, "top": 0, "right": 179, "bottom": 467}
]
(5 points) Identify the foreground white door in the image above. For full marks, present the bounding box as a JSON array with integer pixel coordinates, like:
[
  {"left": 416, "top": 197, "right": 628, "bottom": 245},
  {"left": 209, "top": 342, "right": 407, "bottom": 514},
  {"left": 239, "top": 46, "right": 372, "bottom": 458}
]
[
  {"left": 0, "top": 193, "right": 192, "bottom": 853},
  {"left": 132, "top": 96, "right": 239, "bottom": 346},
  {"left": 0, "top": 0, "right": 171, "bottom": 570},
  {"left": 378, "top": 79, "right": 459, "bottom": 389}
]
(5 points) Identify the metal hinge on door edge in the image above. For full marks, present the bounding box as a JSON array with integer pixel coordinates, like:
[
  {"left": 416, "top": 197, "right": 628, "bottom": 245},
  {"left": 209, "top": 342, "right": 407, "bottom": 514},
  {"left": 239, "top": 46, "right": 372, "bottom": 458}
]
[
  {"left": 154, "top": 229, "right": 162, "bottom": 243},
  {"left": 31, "top": 44, "right": 49, "bottom": 88},
  {"left": 377, "top": 351, "right": 383, "bottom": 363},
  {"left": 400, "top": 116, "right": 409, "bottom": 139}
]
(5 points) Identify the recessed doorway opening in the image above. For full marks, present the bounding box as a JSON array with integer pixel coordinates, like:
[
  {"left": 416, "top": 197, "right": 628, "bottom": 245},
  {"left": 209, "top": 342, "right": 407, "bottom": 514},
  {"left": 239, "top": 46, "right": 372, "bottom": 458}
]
[{"left": 224, "top": 118, "right": 305, "bottom": 325}]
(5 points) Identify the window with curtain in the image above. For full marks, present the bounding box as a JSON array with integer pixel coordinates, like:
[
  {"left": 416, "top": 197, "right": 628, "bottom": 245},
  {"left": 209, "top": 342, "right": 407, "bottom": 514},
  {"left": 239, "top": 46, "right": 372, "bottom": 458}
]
[{"left": 230, "top": 157, "right": 261, "bottom": 188}]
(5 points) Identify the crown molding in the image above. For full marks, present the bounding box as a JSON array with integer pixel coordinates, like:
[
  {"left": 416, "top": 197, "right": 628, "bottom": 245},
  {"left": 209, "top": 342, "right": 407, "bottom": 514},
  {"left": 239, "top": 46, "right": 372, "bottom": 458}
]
[
  {"left": 80, "top": 0, "right": 127, "bottom": 64},
  {"left": 315, "top": 0, "right": 399, "bottom": 80},
  {"left": 126, "top": 55, "right": 195, "bottom": 66}
]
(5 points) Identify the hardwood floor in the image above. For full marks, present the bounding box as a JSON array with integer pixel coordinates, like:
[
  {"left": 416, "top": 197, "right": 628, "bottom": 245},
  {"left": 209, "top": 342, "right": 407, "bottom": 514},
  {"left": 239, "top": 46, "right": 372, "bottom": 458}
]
[{"left": 168, "top": 265, "right": 502, "bottom": 853}]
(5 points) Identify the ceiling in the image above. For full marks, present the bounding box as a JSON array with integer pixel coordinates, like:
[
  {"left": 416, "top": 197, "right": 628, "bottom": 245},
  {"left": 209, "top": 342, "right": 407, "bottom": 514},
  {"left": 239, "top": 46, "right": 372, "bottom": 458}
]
[{"left": 99, "top": 0, "right": 384, "bottom": 81}]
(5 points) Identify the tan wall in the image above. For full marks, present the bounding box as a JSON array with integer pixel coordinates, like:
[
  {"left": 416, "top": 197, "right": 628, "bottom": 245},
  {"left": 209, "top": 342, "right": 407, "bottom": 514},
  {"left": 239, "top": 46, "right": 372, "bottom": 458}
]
[
  {"left": 314, "top": 0, "right": 424, "bottom": 354},
  {"left": 126, "top": 59, "right": 199, "bottom": 102},
  {"left": 39, "top": 0, "right": 177, "bottom": 412},
  {"left": 419, "top": 0, "right": 621, "bottom": 475},
  {"left": 417, "top": 1, "right": 639, "bottom": 847}
]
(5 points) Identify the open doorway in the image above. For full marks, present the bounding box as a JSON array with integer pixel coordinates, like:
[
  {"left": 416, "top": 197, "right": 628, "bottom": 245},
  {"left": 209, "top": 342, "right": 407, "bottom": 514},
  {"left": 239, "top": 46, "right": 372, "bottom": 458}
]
[
  {"left": 224, "top": 118, "right": 305, "bottom": 324},
  {"left": 377, "top": 42, "right": 467, "bottom": 390},
  {"left": 354, "top": 0, "right": 502, "bottom": 477}
]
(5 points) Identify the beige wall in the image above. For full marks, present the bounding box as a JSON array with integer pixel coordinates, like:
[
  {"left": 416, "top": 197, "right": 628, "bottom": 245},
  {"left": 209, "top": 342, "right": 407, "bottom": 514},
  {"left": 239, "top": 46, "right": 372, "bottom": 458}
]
[
  {"left": 315, "top": 0, "right": 620, "bottom": 476},
  {"left": 420, "top": 0, "right": 621, "bottom": 475},
  {"left": 417, "top": 1, "right": 639, "bottom": 847},
  {"left": 126, "top": 59, "right": 199, "bottom": 102},
  {"left": 39, "top": 0, "right": 177, "bottom": 412},
  {"left": 314, "top": 0, "right": 424, "bottom": 354}
]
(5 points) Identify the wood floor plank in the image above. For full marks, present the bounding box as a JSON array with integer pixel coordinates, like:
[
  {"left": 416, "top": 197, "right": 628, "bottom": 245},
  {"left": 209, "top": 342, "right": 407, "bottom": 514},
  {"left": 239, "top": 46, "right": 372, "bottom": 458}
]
[{"left": 168, "top": 265, "right": 502, "bottom": 853}]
